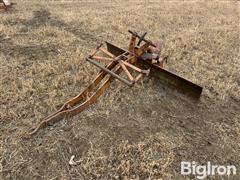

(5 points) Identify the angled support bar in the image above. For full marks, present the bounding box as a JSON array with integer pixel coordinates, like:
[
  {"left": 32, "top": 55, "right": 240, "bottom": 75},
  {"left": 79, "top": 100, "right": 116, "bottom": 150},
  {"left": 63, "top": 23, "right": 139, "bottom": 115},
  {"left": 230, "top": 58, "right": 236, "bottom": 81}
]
[{"left": 86, "top": 57, "right": 134, "bottom": 86}]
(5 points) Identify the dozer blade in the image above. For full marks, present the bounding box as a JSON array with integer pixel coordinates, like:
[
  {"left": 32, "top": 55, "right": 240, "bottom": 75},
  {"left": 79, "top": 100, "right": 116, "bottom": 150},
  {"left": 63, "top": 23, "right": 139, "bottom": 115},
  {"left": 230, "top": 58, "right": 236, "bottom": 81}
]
[
  {"left": 150, "top": 64, "right": 202, "bottom": 99},
  {"left": 106, "top": 41, "right": 127, "bottom": 57},
  {"left": 106, "top": 41, "right": 202, "bottom": 99}
]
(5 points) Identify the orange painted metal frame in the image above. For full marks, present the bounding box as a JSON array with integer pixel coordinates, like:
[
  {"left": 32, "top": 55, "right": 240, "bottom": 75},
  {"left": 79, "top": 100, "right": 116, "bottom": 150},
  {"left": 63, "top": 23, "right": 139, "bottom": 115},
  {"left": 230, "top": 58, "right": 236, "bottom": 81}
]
[{"left": 28, "top": 31, "right": 152, "bottom": 136}]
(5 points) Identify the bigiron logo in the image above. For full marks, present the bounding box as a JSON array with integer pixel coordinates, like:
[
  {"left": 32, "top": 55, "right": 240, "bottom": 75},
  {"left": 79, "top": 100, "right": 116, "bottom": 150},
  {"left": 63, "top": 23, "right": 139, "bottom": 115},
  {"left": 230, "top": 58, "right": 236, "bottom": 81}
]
[{"left": 181, "top": 161, "right": 237, "bottom": 179}]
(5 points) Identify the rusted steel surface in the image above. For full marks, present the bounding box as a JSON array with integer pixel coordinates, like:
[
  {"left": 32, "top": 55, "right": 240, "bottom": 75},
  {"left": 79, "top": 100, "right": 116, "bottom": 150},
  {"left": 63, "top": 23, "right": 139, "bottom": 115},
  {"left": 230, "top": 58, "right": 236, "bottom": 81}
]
[
  {"left": 105, "top": 41, "right": 126, "bottom": 56},
  {"left": 150, "top": 63, "right": 203, "bottom": 99},
  {"left": 29, "top": 30, "right": 203, "bottom": 136},
  {"left": 106, "top": 41, "right": 127, "bottom": 56},
  {"left": 29, "top": 51, "right": 137, "bottom": 135},
  {"left": 128, "top": 30, "right": 156, "bottom": 47},
  {"left": 89, "top": 43, "right": 148, "bottom": 85},
  {"left": 29, "top": 60, "right": 119, "bottom": 135},
  {"left": 86, "top": 57, "right": 134, "bottom": 86},
  {"left": 106, "top": 40, "right": 203, "bottom": 99}
]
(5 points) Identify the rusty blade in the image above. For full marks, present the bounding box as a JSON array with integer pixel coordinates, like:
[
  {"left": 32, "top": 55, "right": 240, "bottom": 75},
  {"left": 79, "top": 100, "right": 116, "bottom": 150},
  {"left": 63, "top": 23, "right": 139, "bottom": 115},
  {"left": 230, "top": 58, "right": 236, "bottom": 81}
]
[
  {"left": 150, "top": 63, "right": 203, "bottom": 99},
  {"left": 105, "top": 41, "right": 127, "bottom": 56},
  {"left": 106, "top": 41, "right": 202, "bottom": 99}
]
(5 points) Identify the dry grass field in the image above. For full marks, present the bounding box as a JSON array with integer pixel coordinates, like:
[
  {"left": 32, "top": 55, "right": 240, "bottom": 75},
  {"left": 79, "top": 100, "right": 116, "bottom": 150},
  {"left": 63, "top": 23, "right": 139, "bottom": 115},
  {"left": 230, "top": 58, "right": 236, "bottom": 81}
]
[{"left": 0, "top": 0, "right": 240, "bottom": 179}]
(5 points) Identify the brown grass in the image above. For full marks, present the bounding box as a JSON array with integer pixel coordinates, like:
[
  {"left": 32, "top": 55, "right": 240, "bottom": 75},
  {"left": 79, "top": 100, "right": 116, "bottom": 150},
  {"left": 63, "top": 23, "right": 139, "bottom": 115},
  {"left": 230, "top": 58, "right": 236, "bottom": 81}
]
[{"left": 0, "top": 0, "right": 239, "bottom": 179}]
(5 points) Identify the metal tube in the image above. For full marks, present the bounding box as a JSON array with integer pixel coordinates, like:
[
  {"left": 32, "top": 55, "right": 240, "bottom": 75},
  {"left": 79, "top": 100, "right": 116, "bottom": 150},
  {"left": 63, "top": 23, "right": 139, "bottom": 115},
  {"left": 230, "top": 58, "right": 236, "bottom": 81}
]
[{"left": 86, "top": 57, "right": 134, "bottom": 86}]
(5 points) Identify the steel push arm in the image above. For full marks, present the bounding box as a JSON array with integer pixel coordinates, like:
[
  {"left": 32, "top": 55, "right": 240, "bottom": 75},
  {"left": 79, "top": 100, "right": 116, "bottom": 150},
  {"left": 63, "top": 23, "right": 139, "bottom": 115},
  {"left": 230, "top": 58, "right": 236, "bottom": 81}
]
[{"left": 28, "top": 31, "right": 152, "bottom": 136}]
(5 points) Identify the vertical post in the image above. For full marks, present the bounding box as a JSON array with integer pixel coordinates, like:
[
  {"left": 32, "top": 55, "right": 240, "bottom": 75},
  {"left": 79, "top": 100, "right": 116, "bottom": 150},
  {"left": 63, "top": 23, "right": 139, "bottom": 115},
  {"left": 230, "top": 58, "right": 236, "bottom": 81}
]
[{"left": 129, "top": 34, "right": 137, "bottom": 53}]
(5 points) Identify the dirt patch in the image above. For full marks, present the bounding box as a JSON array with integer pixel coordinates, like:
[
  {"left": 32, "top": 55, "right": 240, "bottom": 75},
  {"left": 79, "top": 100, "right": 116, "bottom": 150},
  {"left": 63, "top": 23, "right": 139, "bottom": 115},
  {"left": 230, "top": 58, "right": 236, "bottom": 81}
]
[{"left": 1, "top": 42, "right": 60, "bottom": 61}]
